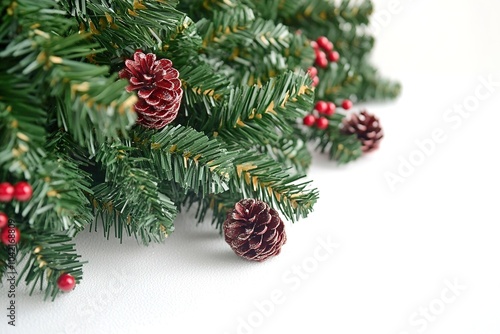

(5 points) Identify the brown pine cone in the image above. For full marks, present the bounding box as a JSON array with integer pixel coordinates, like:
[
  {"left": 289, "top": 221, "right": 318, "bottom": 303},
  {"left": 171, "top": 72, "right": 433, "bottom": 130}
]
[
  {"left": 342, "top": 110, "right": 384, "bottom": 153},
  {"left": 119, "top": 51, "right": 183, "bottom": 129},
  {"left": 223, "top": 199, "right": 287, "bottom": 262}
]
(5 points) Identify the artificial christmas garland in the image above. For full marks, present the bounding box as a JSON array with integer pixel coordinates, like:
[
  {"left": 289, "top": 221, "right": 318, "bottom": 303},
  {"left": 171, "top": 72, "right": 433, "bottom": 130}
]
[{"left": 0, "top": 0, "right": 399, "bottom": 300}]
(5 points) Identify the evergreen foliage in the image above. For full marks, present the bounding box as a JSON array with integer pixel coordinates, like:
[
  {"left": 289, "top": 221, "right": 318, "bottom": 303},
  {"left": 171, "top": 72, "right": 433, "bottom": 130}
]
[{"left": 0, "top": 0, "right": 398, "bottom": 299}]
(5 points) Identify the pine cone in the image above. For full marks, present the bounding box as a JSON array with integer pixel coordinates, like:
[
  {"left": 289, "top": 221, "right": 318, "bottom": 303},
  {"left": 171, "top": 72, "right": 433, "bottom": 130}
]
[
  {"left": 223, "top": 199, "right": 287, "bottom": 262},
  {"left": 119, "top": 51, "right": 183, "bottom": 129},
  {"left": 342, "top": 110, "right": 383, "bottom": 153}
]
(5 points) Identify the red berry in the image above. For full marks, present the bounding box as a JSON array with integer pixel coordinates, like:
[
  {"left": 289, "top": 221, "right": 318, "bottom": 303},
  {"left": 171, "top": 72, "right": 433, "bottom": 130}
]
[
  {"left": 315, "top": 101, "right": 328, "bottom": 114},
  {"left": 315, "top": 52, "right": 328, "bottom": 68},
  {"left": 57, "top": 273, "right": 76, "bottom": 292},
  {"left": 14, "top": 182, "right": 33, "bottom": 202},
  {"left": 0, "top": 183, "right": 14, "bottom": 202},
  {"left": 310, "top": 41, "right": 319, "bottom": 49},
  {"left": 325, "top": 102, "right": 336, "bottom": 116},
  {"left": 316, "top": 57, "right": 328, "bottom": 68},
  {"left": 303, "top": 114, "right": 316, "bottom": 127},
  {"left": 1, "top": 226, "right": 20, "bottom": 245},
  {"left": 327, "top": 51, "right": 340, "bottom": 62},
  {"left": 315, "top": 117, "right": 329, "bottom": 130},
  {"left": 312, "top": 76, "right": 319, "bottom": 87},
  {"left": 342, "top": 99, "right": 353, "bottom": 110},
  {"left": 316, "top": 36, "right": 331, "bottom": 50},
  {"left": 0, "top": 212, "right": 8, "bottom": 229},
  {"left": 307, "top": 66, "right": 318, "bottom": 78}
]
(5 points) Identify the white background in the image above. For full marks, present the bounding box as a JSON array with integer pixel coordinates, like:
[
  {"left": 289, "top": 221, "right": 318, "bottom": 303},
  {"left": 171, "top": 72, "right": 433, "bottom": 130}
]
[{"left": 2, "top": 0, "right": 500, "bottom": 333}]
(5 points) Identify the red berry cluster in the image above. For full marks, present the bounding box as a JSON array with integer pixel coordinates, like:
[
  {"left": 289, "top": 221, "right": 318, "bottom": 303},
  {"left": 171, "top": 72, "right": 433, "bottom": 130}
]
[
  {"left": 302, "top": 99, "right": 354, "bottom": 130},
  {"left": 0, "top": 181, "right": 33, "bottom": 202},
  {"left": 0, "top": 212, "right": 20, "bottom": 246},
  {"left": 311, "top": 36, "right": 340, "bottom": 69},
  {"left": 0, "top": 181, "right": 32, "bottom": 246},
  {"left": 303, "top": 101, "right": 337, "bottom": 130}
]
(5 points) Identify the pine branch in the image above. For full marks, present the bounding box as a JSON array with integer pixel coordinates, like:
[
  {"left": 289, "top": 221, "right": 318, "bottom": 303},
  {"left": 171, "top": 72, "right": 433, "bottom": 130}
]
[
  {"left": 163, "top": 16, "right": 204, "bottom": 67},
  {"left": 0, "top": 128, "right": 93, "bottom": 234},
  {"left": 0, "top": 246, "right": 8, "bottom": 282},
  {"left": 1, "top": 0, "right": 73, "bottom": 44},
  {"left": 201, "top": 16, "right": 308, "bottom": 83},
  {"left": 192, "top": 71, "right": 313, "bottom": 147},
  {"left": 90, "top": 140, "right": 177, "bottom": 244},
  {"left": 159, "top": 180, "right": 189, "bottom": 207},
  {"left": 356, "top": 63, "right": 402, "bottom": 101},
  {"left": 231, "top": 151, "right": 318, "bottom": 222},
  {"left": 17, "top": 229, "right": 85, "bottom": 301},
  {"left": 0, "top": 3, "right": 138, "bottom": 155},
  {"left": 53, "top": 69, "right": 137, "bottom": 155},
  {"left": 184, "top": 140, "right": 319, "bottom": 225},
  {"left": 328, "top": 133, "right": 363, "bottom": 164},
  {"left": 315, "top": 60, "right": 362, "bottom": 102},
  {"left": 259, "top": 135, "right": 312, "bottom": 174},
  {"left": 17, "top": 160, "right": 93, "bottom": 234},
  {"left": 0, "top": 73, "right": 47, "bottom": 180},
  {"left": 197, "top": 5, "right": 256, "bottom": 47},
  {"left": 185, "top": 190, "right": 242, "bottom": 230},
  {"left": 270, "top": 0, "right": 375, "bottom": 62},
  {"left": 133, "top": 125, "right": 236, "bottom": 196},
  {"left": 65, "top": 0, "right": 186, "bottom": 58}
]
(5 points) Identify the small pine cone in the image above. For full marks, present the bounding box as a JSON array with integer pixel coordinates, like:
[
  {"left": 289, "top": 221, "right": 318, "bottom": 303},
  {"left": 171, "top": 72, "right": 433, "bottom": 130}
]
[
  {"left": 223, "top": 199, "right": 287, "bottom": 262},
  {"left": 119, "top": 51, "right": 183, "bottom": 129},
  {"left": 342, "top": 110, "right": 384, "bottom": 153}
]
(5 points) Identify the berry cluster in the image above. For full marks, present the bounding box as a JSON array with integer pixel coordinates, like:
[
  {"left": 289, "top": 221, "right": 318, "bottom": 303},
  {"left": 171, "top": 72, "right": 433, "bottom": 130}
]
[
  {"left": 0, "top": 181, "right": 33, "bottom": 202},
  {"left": 0, "top": 181, "right": 32, "bottom": 246},
  {"left": 0, "top": 181, "right": 33, "bottom": 246},
  {"left": 0, "top": 210, "right": 20, "bottom": 246},
  {"left": 303, "top": 99, "right": 353, "bottom": 131},
  {"left": 311, "top": 36, "right": 340, "bottom": 69},
  {"left": 303, "top": 101, "right": 336, "bottom": 130}
]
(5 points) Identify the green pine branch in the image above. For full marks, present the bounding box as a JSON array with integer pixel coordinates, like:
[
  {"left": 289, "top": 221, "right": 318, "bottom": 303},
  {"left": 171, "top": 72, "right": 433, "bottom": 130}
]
[
  {"left": 185, "top": 190, "right": 242, "bottom": 230},
  {"left": 0, "top": 1, "right": 138, "bottom": 155},
  {"left": 0, "top": 246, "right": 8, "bottom": 282},
  {"left": 0, "top": 73, "right": 47, "bottom": 180},
  {"left": 314, "top": 60, "right": 362, "bottom": 102},
  {"left": 197, "top": 5, "right": 256, "bottom": 47},
  {"left": 231, "top": 151, "right": 318, "bottom": 222},
  {"left": 90, "top": 140, "right": 177, "bottom": 244},
  {"left": 259, "top": 135, "right": 312, "bottom": 174},
  {"left": 196, "top": 71, "right": 313, "bottom": 147},
  {"left": 133, "top": 125, "right": 236, "bottom": 196},
  {"left": 16, "top": 156, "right": 94, "bottom": 235},
  {"left": 66, "top": 0, "right": 186, "bottom": 58},
  {"left": 356, "top": 63, "right": 402, "bottom": 101},
  {"left": 16, "top": 230, "right": 85, "bottom": 301}
]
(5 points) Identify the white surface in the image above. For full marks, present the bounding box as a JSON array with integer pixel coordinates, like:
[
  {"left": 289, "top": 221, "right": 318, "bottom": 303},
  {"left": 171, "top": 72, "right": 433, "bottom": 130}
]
[{"left": 2, "top": 1, "right": 500, "bottom": 333}]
